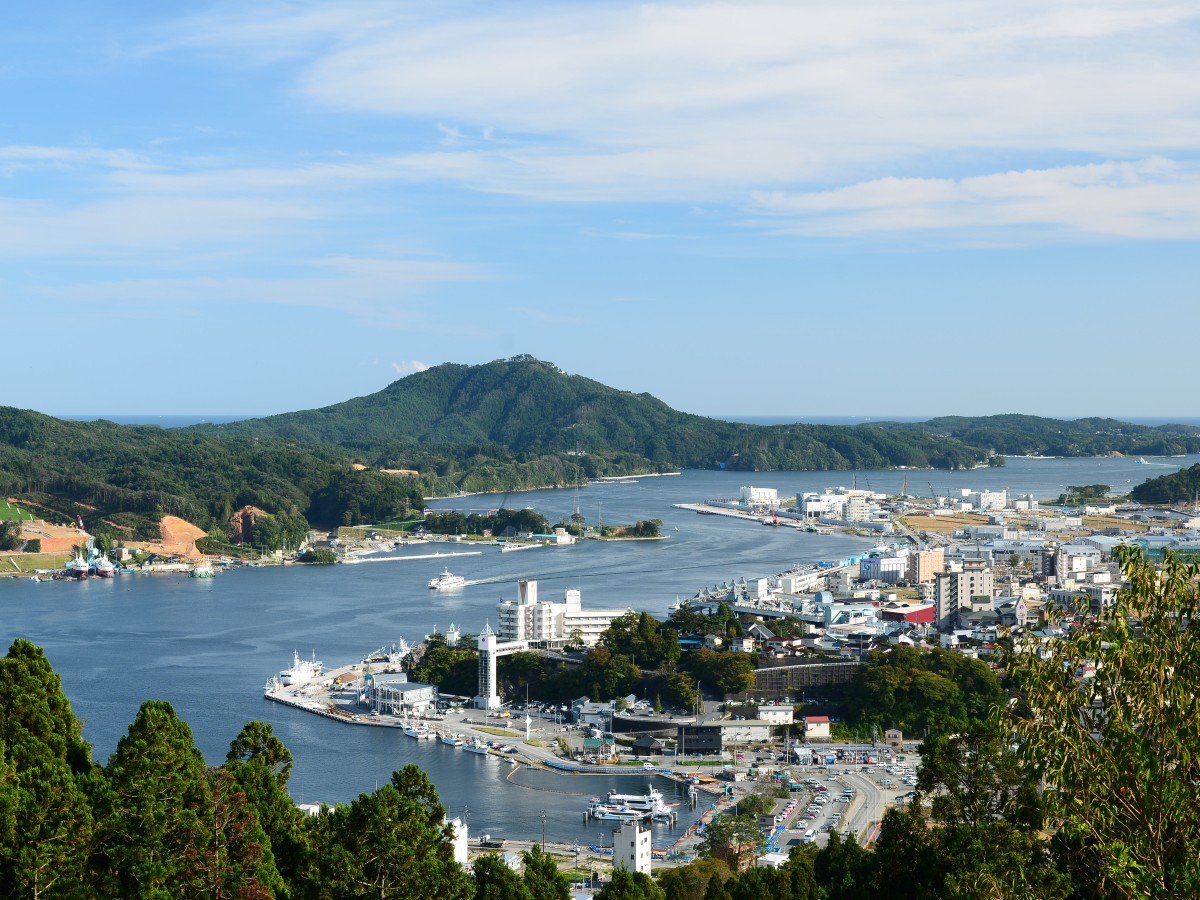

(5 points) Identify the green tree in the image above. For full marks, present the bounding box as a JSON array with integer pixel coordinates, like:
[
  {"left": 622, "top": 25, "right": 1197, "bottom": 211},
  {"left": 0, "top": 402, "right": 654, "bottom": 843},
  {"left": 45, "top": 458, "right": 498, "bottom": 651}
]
[
  {"left": 656, "top": 858, "right": 730, "bottom": 900},
  {"left": 474, "top": 853, "right": 531, "bottom": 900},
  {"left": 698, "top": 813, "right": 765, "bottom": 870},
  {"left": 1008, "top": 546, "right": 1200, "bottom": 897},
  {"left": 913, "top": 722, "right": 1068, "bottom": 898},
  {"left": 306, "top": 765, "right": 472, "bottom": 900},
  {"left": 595, "top": 867, "right": 665, "bottom": 900},
  {"left": 99, "top": 700, "right": 215, "bottom": 898},
  {"left": 522, "top": 843, "right": 569, "bottom": 900},
  {"left": 224, "top": 721, "right": 308, "bottom": 894},
  {"left": 0, "top": 640, "right": 97, "bottom": 899}
]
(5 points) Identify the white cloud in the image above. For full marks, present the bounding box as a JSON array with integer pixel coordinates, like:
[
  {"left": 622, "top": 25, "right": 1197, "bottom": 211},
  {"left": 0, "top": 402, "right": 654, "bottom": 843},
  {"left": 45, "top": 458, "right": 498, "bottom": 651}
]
[
  {"left": 155, "top": 1, "right": 1200, "bottom": 205},
  {"left": 749, "top": 158, "right": 1200, "bottom": 239},
  {"left": 391, "top": 360, "right": 430, "bottom": 375}
]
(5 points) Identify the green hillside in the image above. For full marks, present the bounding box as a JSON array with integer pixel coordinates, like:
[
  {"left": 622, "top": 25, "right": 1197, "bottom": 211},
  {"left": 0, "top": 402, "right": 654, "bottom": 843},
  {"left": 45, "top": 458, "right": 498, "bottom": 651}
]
[
  {"left": 0, "top": 407, "right": 423, "bottom": 543},
  {"left": 194, "top": 355, "right": 993, "bottom": 474}
]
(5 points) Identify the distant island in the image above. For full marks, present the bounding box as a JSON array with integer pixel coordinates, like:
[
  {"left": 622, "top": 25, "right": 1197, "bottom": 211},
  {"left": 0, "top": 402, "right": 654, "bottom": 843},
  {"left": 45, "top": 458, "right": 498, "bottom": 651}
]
[{"left": 1, "top": 354, "right": 1197, "bottom": 551}]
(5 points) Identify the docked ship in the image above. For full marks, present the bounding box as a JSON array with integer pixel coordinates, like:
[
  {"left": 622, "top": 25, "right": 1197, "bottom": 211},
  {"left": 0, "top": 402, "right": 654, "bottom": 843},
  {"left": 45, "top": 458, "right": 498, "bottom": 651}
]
[
  {"left": 463, "top": 737, "right": 491, "bottom": 755},
  {"left": 92, "top": 556, "right": 116, "bottom": 578},
  {"left": 362, "top": 640, "right": 411, "bottom": 668},
  {"left": 607, "top": 787, "right": 670, "bottom": 815},
  {"left": 190, "top": 560, "right": 216, "bottom": 578},
  {"left": 440, "top": 732, "right": 464, "bottom": 747},
  {"left": 277, "top": 650, "right": 323, "bottom": 687},
  {"left": 586, "top": 799, "right": 646, "bottom": 822},
  {"left": 428, "top": 569, "right": 466, "bottom": 590},
  {"left": 65, "top": 553, "right": 90, "bottom": 579}
]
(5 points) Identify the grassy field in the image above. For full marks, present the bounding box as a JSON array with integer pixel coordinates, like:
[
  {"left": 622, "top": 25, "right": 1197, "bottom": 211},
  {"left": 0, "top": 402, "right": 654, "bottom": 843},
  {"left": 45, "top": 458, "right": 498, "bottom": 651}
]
[
  {"left": 0, "top": 551, "right": 71, "bottom": 574},
  {"left": 0, "top": 501, "right": 35, "bottom": 522}
]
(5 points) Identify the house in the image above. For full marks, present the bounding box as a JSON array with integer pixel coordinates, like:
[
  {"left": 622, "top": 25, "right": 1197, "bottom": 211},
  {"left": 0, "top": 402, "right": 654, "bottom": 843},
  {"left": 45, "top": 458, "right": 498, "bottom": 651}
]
[
  {"left": 630, "top": 734, "right": 664, "bottom": 758},
  {"left": 756, "top": 704, "right": 794, "bottom": 726},
  {"left": 572, "top": 697, "right": 616, "bottom": 727},
  {"left": 729, "top": 636, "right": 756, "bottom": 653},
  {"left": 885, "top": 728, "right": 903, "bottom": 750},
  {"left": 803, "top": 715, "right": 831, "bottom": 742},
  {"left": 703, "top": 634, "right": 725, "bottom": 650}
]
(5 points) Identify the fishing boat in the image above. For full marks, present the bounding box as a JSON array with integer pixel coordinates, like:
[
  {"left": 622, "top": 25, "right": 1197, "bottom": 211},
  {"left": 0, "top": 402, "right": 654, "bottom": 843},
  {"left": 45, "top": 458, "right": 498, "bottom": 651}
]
[
  {"left": 499, "top": 542, "right": 538, "bottom": 553},
  {"left": 428, "top": 569, "right": 466, "bottom": 590},
  {"left": 93, "top": 556, "right": 116, "bottom": 578},
  {"left": 463, "top": 738, "right": 490, "bottom": 755},
  {"left": 190, "top": 560, "right": 216, "bottom": 579},
  {"left": 65, "top": 553, "right": 90, "bottom": 579},
  {"left": 277, "top": 650, "right": 323, "bottom": 687},
  {"left": 440, "top": 732, "right": 464, "bottom": 747}
]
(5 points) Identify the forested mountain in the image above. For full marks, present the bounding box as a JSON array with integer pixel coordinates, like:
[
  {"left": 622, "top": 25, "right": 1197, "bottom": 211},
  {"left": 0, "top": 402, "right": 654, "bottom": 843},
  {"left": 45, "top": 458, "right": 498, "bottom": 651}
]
[
  {"left": 192, "top": 355, "right": 995, "bottom": 475},
  {"left": 0, "top": 407, "right": 423, "bottom": 542},
  {"left": 899, "top": 414, "right": 1200, "bottom": 457}
]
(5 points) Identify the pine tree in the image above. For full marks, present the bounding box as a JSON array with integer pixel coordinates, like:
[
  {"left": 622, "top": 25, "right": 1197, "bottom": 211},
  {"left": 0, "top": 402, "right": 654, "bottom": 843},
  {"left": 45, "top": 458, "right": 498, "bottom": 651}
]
[{"left": 0, "top": 639, "right": 96, "bottom": 899}]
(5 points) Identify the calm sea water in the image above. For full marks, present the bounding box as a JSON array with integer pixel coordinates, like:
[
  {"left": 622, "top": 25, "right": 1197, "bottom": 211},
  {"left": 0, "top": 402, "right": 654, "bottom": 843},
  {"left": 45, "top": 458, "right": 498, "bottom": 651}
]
[{"left": 3, "top": 458, "right": 1195, "bottom": 841}]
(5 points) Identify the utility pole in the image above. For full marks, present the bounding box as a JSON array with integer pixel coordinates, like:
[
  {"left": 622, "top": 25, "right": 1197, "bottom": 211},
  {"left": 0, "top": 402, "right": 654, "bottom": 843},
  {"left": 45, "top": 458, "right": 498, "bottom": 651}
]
[{"left": 540, "top": 809, "right": 547, "bottom": 850}]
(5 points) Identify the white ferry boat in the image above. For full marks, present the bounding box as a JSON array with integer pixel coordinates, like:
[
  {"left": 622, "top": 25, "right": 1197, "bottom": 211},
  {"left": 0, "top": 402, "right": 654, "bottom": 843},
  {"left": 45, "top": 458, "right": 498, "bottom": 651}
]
[
  {"left": 278, "top": 650, "right": 323, "bottom": 687},
  {"left": 428, "top": 569, "right": 466, "bottom": 590},
  {"left": 587, "top": 799, "right": 645, "bottom": 822},
  {"left": 607, "top": 787, "right": 670, "bottom": 815}
]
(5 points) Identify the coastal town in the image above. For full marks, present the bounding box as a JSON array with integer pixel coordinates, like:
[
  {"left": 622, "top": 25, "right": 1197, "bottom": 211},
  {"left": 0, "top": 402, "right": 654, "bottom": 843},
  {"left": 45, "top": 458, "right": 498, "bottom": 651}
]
[{"left": 4, "top": 463, "right": 1197, "bottom": 895}]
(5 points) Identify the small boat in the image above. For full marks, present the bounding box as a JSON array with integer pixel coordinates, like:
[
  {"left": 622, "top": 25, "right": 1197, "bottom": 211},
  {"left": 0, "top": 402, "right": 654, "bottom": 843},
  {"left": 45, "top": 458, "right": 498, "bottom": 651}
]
[
  {"left": 463, "top": 738, "right": 490, "bottom": 755},
  {"left": 440, "top": 732, "right": 464, "bottom": 747},
  {"left": 499, "top": 542, "right": 539, "bottom": 553},
  {"left": 191, "top": 561, "right": 216, "bottom": 579},
  {"left": 428, "top": 569, "right": 466, "bottom": 590}
]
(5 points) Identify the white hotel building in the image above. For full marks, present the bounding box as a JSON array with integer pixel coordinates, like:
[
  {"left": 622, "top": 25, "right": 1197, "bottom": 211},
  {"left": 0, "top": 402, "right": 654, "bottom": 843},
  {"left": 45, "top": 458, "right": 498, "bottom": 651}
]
[{"left": 496, "top": 579, "right": 631, "bottom": 647}]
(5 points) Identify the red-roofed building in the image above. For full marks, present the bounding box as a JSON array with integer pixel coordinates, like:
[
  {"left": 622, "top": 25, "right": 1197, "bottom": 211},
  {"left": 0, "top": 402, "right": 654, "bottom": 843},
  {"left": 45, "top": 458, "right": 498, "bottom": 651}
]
[{"left": 804, "top": 715, "right": 831, "bottom": 742}]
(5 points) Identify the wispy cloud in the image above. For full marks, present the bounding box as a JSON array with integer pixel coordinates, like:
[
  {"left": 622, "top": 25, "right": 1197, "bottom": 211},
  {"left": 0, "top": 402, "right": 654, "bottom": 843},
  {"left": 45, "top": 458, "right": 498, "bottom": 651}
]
[
  {"left": 139, "top": 0, "right": 1200, "bottom": 239},
  {"left": 750, "top": 158, "right": 1200, "bottom": 240},
  {"left": 32, "top": 255, "right": 488, "bottom": 323}
]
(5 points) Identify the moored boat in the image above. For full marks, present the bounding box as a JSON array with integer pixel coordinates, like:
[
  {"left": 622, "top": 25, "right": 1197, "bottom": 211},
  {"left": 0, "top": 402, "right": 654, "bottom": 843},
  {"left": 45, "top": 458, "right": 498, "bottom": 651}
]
[
  {"left": 93, "top": 556, "right": 116, "bottom": 578},
  {"left": 278, "top": 650, "right": 323, "bottom": 687},
  {"left": 65, "top": 553, "right": 90, "bottom": 579}
]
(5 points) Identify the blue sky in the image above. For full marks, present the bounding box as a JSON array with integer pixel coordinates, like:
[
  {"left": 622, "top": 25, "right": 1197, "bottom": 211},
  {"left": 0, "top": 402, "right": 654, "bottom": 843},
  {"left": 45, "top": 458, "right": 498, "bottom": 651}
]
[{"left": 2, "top": 2, "right": 1198, "bottom": 419}]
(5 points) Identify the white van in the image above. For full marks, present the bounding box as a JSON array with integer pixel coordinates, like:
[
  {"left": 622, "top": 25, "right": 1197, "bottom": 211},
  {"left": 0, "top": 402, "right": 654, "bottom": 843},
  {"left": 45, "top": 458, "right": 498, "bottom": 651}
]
[{"left": 803, "top": 829, "right": 817, "bottom": 843}]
